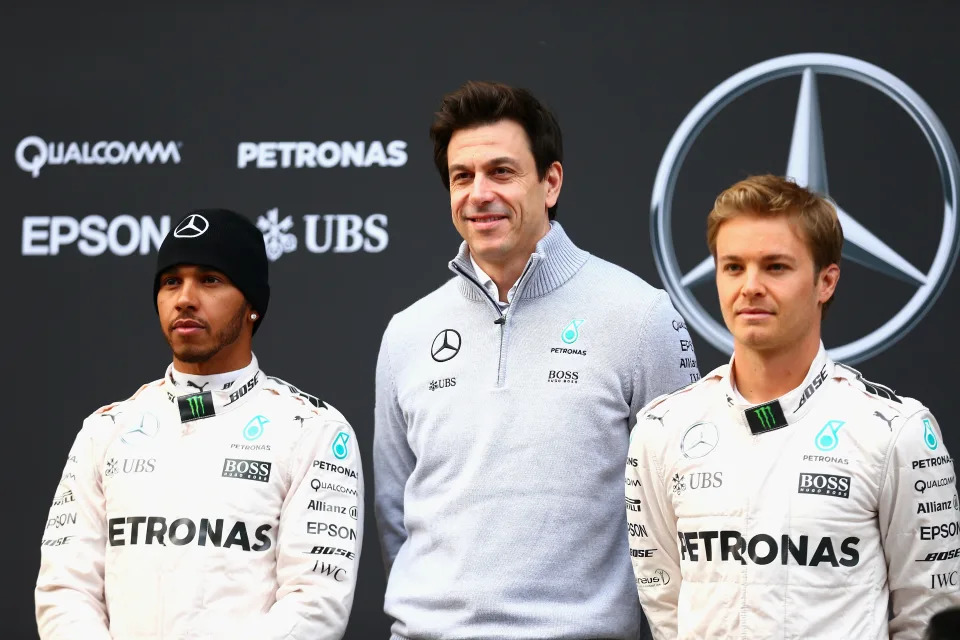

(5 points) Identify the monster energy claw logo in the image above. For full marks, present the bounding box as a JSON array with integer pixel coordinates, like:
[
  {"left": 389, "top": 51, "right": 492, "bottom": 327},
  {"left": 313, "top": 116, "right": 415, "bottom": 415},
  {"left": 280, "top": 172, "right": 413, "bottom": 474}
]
[
  {"left": 188, "top": 395, "right": 205, "bottom": 417},
  {"left": 332, "top": 431, "right": 350, "bottom": 460},
  {"left": 178, "top": 391, "right": 213, "bottom": 423},
  {"left": 753, "top": 405, "right": 776, "bottom": 430}
]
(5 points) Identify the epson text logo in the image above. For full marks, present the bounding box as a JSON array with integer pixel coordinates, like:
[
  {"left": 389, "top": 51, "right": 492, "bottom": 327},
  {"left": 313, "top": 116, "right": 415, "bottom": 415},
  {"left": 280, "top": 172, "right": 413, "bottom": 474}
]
[
  {"left": 237, "top": 141, "right": 407, "bottom": 169},
  {"left": 22, "top": 215, "right": 170, "bottom": 256},
  {"left": 16, "top": 136, "right": 181, "bottom": 178}
]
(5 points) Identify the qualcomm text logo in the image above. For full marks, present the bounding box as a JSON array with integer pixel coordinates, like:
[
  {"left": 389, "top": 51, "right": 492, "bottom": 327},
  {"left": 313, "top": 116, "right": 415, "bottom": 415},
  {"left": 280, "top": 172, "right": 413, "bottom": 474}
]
[
  {"left": 15, "top": 136, "right": 182, "bottom": 178},
  {"left": 237, "top": 140, "right": 407, "bottom": 169}
]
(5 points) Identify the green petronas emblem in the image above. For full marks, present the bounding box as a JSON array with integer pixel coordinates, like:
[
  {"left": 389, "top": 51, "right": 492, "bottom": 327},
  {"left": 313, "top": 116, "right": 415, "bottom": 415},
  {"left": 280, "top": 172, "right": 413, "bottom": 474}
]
[
  {"left": 562, "top": 319, "right": 585, "bottom": 344},
  {"left": 815, "top": 420, "right": 846, "bottom": 451},
  {"left": 923, "top": 418, "right": 938, "bottom": 450}
]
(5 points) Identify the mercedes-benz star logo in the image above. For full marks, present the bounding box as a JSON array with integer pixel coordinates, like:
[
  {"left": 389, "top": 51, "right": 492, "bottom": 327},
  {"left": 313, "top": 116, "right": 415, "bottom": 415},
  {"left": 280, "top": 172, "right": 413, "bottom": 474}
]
[
  {"left": 173, "top": 213, "right": 210, "bottom": 239},
  {"left": 431, "top": 329, "right": 462, "bottom": 362},
  {"left": 680, "top": 422, "right": 719, "bottom": 459},
  {"left": 651, "top": 53, "right": 960, "bottom": 364},
  {"left": 120, "top": 413, "right": 160, "bottom": 445}
]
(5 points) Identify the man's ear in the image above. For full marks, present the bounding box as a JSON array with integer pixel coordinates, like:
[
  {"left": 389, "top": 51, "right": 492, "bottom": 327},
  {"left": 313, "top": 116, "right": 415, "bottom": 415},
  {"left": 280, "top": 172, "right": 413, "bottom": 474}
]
[
  {"left": 544, "top": 161, "right": 563, "bottom": 209},
  {"left": 817, "top": 263, "right": 840, "bottom": 305}
]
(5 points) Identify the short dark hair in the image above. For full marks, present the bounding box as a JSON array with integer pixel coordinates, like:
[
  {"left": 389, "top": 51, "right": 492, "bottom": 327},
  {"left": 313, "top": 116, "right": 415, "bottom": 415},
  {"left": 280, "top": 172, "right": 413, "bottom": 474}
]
[{"left": 430, "top": 80, "right": 564, "bottom": 220}]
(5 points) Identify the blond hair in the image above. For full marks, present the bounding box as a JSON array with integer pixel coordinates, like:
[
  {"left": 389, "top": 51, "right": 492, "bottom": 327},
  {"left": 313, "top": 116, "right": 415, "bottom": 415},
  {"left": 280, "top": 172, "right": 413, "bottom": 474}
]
[{"left": 707, "top": 174, "right": 843, "bottom": 312}]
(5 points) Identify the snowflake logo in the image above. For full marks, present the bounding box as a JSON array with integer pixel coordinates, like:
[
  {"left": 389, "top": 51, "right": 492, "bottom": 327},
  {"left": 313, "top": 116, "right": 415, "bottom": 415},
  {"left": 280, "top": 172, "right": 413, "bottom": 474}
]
[
  {"left": 105, "top": 458, "right": 118, "bottom": 477},
  {"left": 256, "top": 208, "right": 298, "bottom": 262},
  {"left": 428, "top": 380, "right": 438, "bottom": 392},
  {"left": 671, "top": 473, "right": 686, "bottom": 495}
]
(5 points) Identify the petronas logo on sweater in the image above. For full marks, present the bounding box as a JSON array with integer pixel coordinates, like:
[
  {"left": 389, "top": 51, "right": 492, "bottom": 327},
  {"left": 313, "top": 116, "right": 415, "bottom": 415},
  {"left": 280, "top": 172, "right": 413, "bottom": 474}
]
[{"left": 561, "top": 319, "right": 584, "bottom": 344}]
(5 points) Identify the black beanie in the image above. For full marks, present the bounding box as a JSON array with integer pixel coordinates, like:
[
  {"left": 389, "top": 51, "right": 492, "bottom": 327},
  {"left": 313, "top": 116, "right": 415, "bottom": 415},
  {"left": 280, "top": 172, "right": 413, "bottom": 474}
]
[{"left": 154, "top": 209, "right": 270, "bottom": 333}]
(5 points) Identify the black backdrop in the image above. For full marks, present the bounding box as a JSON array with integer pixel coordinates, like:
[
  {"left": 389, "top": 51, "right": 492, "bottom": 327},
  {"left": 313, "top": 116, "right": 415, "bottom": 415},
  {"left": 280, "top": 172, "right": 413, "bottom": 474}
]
[{"left": 4, "top": 2, "right": 960, "bottom": 637}]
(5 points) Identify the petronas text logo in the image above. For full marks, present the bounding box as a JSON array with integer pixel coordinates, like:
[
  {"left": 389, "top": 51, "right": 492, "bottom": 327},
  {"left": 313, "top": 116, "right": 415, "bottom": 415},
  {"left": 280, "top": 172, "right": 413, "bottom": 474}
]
[{"left": 753, "top": 405, "right": 776, "bottom": 430}]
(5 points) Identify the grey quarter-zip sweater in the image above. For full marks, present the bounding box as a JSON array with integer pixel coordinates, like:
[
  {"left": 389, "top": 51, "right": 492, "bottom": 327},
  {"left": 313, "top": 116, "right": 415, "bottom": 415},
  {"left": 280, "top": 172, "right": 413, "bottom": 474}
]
[{"left": 374, "top": 222, "right": 699, "bottom": 640}]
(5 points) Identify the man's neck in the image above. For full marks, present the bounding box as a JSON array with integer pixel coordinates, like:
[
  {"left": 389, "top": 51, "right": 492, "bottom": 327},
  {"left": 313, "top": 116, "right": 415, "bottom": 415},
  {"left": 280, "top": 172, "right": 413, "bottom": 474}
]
[
  {"left": 732, "top": 332, "right": 821, "bottom": 404},
  {"left": 470, "top": 224, "right": 550, "bottom": 303},
  {"left": 472, "top": 253, "right": 529, "bottom": 303},
  {"left": 173, "top": 348, "right": 253, "bottom": 376}
]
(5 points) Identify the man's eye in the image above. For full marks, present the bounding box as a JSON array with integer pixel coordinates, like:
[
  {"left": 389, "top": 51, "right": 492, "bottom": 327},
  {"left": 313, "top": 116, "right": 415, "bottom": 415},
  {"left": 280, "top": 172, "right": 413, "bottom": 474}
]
[
  {"left": 452, "top": 172, "right": 470, "bottom": 182},
  {"left": 769, "top": 263, "right": 786, "bottom": 272},
  {"left": 203, "top": 275, "right": 221, "bottom": 284},
  {"left": 162, "top": 277, "right": 178, "bottom": 286},
  {"left": 722, "top": 264, "right": 742, "bottom": 272}
]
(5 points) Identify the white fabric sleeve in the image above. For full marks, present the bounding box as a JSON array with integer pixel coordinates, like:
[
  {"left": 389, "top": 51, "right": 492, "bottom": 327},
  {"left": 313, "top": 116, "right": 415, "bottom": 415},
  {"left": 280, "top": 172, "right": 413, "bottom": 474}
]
[
  {"left": 219, "top": 409, "right": 364, "bottom": 640},
  {"left": 35, "top": 420, "right": 112, "bottom": 640},
  {"left": 879, "top": 410, "right": 960, "bottom": 640},
  {"left": 373, "top": 326, "right": 416, "bottom": 575},
  {"left": 627, "top": 413, "right": 682, "bottom": 640}
]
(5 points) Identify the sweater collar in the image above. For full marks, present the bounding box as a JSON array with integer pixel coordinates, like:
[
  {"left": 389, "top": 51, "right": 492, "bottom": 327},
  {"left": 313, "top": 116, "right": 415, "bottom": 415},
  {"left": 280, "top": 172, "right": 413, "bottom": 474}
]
[{"left": 449, "top": 221, "right": 590, "bottom": 302}]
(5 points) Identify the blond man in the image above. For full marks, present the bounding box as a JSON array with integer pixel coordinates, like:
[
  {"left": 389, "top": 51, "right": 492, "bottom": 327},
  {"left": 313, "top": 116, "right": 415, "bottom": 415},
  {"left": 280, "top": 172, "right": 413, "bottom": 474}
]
[{"left": 626, "top": 175, "right": 959, "bottom": 639}]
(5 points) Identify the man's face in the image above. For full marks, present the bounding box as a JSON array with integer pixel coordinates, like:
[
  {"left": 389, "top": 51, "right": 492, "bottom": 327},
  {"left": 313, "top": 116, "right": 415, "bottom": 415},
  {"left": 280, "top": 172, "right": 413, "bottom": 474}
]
[
  {"left": 715, "top": 213, "right": 838, "bottom": 353},
  {"left": 446, "top": 119, "right": 561, "bottom": 265},
  {"left": 156, "top": 265, "right": 250, "bottom": 364}
]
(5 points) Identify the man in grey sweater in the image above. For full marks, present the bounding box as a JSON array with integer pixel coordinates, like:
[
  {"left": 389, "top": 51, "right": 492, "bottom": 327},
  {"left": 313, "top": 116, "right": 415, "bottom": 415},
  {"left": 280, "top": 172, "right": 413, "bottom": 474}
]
[{"left": 374, "top": 80, "right": 699, "bottom": 640}]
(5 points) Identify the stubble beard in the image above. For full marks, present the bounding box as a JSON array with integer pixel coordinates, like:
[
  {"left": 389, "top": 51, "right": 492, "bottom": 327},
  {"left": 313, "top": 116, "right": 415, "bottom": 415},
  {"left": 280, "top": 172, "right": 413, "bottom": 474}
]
[{"left": 169, "top": 303, "right": 246, "bottom": 364}]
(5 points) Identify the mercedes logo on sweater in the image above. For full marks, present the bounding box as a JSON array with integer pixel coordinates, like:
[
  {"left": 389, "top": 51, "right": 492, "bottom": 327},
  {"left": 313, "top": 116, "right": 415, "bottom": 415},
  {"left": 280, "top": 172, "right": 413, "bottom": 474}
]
[{"left": 431, "top": 329, "right": 461, "bottom": 362}]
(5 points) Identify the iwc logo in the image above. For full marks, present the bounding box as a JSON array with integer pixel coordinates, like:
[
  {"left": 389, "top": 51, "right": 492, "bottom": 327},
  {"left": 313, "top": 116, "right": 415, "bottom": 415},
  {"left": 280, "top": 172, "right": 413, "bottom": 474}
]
[
  {"left": 431, "top": 329, "right": 461, "bottom": 363},
  {"left": 650, "top": 53, "right": 960, "bottom": 364}
]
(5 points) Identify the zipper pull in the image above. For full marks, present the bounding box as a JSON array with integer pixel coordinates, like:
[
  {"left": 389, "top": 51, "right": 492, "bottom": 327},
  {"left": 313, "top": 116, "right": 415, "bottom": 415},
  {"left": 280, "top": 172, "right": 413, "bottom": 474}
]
[{"left": 494, "top": 315, "right": 506, "bottom": 325}]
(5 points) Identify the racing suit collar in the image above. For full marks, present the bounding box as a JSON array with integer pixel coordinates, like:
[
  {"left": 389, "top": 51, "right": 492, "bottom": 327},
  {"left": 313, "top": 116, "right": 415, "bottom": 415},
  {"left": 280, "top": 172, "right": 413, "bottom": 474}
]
[
  {"left": 165, "top": 353, "right": 264, "bottom": 422},
  {"left": 449, "top": 221, "right": 590, "bottom": 303},
  {"left": 726, "top": 343, "right": 834, "bottom": 434}
]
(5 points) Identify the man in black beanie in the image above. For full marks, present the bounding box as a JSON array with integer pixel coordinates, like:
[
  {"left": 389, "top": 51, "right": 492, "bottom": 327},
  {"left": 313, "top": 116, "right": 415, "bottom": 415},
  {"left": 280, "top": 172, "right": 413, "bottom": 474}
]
[
  {"left": 36, "top": 209, "right": 363, "bottom": 640},
  {"left": 152, "top": 208, "right": 271, "bottom": 372}
]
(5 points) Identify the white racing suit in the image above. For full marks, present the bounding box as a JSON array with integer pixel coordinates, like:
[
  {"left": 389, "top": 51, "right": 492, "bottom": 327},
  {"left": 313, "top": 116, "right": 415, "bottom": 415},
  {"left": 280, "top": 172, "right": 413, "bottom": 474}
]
[
  {"left": 626, "top": 344, "right": 960, "bottom": 639},
  {"left": 36, "top": 356, "right": 363, "bottom": 640}
]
